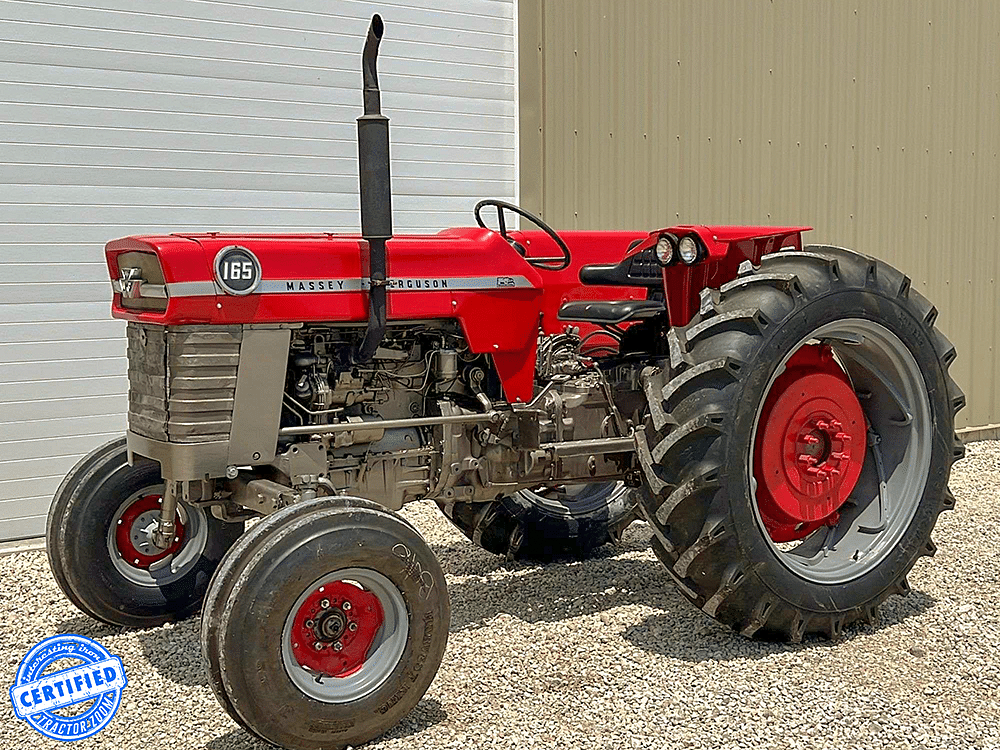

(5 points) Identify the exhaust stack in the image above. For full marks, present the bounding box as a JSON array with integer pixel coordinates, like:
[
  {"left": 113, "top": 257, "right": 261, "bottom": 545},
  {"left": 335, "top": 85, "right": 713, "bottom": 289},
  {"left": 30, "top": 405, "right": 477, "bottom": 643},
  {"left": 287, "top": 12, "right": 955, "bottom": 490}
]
[{"left": 355, "top": 14, "right": 391, "bottom": 362}]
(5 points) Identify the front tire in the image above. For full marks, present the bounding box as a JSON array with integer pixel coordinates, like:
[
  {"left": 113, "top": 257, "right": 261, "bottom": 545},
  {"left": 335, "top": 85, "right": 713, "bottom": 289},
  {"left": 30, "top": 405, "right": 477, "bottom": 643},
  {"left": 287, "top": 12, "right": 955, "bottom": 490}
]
[
  {"left": 201, "top": 496, "right": 449, "bottom": 750},
  {"left": 637, "top": 247, "right": 965, "bottom": 640},
  {"left": 46, "top": 437, "right": 243, "bottom": 628}
]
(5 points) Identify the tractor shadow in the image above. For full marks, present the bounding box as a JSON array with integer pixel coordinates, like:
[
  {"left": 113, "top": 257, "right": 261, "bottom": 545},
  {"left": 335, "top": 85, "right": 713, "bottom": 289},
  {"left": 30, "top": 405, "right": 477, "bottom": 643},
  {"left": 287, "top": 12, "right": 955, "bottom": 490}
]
[
  {"left": 51, "top": 613, "right": 209, "bottom": 689},
  {"left": 620, "top": 588, "right": 936, "bottom": 663},
  {"left": 135, "top": 616, "right": 206, "bottom": 688},
  {"left": 129, "top": 521, "right": 937, "bottom": 690},
  {"left": 201, "top": 698, "right": 448, "bottom": 750},
  {"left": 54, "top": 615, "right": 124, "bottom": 640},
  {"left": 439, "top": 529, "right": 687, "bottom": 632},
  {"left": 437, "top": 522, "right": 937, "bottom": 662}
]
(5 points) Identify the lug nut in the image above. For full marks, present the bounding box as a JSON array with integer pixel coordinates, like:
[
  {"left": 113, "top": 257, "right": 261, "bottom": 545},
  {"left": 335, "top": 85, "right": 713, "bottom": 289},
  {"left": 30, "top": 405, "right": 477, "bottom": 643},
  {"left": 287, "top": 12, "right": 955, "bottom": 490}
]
[
  {"left": 305, "top": 619, "right": 314, "bottom": 628},
  {"left": 313, "top": 642, "right": 324, "bottom": 651},
  {"left": 341, "top": 601, "right": 352, "bottom": 611},
  {"left": 320, "top": 598, "right": 330, "bottom": 609},
  {"left": 348, "top": 622, "right": 358, "bottom": 632},
  {"left": 334, "top": 642, "right": 343, "bottom": 652}
]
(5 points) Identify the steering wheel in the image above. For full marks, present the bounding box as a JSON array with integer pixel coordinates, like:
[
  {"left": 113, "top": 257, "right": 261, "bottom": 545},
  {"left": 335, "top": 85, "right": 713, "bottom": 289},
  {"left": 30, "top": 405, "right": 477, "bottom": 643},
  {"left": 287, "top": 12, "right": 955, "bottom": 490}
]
[{"left": 474, "top": 199, "right": 572, "bottom": 271}]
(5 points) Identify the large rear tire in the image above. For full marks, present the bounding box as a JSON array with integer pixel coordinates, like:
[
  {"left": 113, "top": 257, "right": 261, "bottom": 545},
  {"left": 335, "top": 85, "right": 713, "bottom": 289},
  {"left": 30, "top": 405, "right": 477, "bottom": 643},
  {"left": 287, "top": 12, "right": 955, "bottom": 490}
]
[
  {"left": 438, "top": 481, "right": 635, "bottom": 560},
  {"left": 46, "top": 437, "right": 243, "bottom": 628},
  {"left": 637, "top": 247, "right": 965, "bottom": 641},
  {"left": 201, "top": 496, "right": 449, "bottom": 750}
]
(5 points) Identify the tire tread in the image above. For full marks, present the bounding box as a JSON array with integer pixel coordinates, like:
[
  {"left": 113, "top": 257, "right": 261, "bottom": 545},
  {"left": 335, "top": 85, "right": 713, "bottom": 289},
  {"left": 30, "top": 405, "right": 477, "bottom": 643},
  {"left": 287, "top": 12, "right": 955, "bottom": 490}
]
[{"left": 638, "top": 246, "right": 964, "bottom": 641}]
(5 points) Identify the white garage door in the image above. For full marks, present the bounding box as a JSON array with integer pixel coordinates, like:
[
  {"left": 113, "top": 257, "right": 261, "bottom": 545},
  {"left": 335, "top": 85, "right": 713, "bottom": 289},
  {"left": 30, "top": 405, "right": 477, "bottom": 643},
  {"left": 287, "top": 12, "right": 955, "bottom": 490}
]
[{"left": 0, "top": 0, "right": 517, "bottom": 541}]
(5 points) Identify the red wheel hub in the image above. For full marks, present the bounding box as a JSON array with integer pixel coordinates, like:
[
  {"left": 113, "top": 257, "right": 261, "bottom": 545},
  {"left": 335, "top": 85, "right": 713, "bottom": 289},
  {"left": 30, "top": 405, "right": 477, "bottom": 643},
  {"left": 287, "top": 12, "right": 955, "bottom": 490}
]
[
  {"left": 753, "top": 345, "right": 867, "bottom": 542},
  {"left": 114, "top": 493, "right": 185, "bottom": 569},
  {"left": 289, "top": 581, "right": 385, "bottom": 677}
]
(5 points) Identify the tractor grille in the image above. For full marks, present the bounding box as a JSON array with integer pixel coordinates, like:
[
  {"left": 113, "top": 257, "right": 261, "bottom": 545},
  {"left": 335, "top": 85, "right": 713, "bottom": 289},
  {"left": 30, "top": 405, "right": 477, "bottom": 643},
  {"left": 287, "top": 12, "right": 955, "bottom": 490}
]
[
  {"left": 126, "top": 323, "right": 242, "bottom": 444},
  {"left": 626, "top": 249, "right": 662, "bottom": 282}
]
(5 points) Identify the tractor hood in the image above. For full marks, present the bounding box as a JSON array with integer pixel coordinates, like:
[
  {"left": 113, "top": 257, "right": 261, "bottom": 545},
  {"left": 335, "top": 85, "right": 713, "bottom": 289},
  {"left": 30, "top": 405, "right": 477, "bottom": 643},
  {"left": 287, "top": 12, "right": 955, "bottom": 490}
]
[
  {"left": 105, "top": 227, "right": 537, "bottom": 327},
  {"left": 104, "top": 226, "right": 648, "bottom": 402}
]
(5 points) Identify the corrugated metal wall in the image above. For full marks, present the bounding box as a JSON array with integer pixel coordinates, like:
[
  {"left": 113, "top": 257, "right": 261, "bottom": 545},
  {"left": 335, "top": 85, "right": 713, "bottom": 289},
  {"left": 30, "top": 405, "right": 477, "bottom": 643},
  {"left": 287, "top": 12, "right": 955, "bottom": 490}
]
[
  {"left": 519, "top": 0, "right": 1000, "bottom": 429},
  {"left": 0, "top": 0, "right": 516, "bottom": 541}
]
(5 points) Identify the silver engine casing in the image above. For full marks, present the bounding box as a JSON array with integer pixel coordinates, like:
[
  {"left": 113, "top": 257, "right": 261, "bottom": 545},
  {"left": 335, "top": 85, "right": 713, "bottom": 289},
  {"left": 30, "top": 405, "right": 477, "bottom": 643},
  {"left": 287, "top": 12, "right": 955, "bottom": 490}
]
[{"left": 125, "top": 322, "right": 638, "bottom": 514}]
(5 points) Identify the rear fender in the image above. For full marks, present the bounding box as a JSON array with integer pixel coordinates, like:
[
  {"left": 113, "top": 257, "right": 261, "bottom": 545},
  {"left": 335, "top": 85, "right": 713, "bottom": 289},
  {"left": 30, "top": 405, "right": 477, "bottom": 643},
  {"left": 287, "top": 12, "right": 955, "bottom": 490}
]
[{"left": 632, "top": 225, "right": 811, "bottom": 327}]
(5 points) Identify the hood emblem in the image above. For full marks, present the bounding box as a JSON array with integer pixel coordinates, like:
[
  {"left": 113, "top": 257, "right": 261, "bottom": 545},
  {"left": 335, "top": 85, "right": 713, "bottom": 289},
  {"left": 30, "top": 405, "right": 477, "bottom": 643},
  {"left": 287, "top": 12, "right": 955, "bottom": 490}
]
[
  {"left": 112, "top": 267, "right": 166, "bottom": 300},
  {"left": 113, "top": 267, "right": 143, "bottom": 298},
  {"left": 214, "top": 246, "right": 261, "bottom": 296}
]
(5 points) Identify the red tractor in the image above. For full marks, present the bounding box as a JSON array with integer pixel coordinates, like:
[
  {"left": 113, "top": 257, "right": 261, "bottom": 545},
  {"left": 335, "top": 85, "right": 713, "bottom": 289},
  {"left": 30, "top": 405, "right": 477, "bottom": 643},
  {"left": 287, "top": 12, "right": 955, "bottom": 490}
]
[{"left": 47, "top": 15, "right": 964, "bottom": 750}]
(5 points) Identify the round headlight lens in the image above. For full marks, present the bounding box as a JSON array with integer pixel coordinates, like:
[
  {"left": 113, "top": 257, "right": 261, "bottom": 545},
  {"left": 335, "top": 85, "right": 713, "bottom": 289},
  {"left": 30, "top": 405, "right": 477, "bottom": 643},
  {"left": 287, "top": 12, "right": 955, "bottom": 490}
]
[
  {"left": 678, "top": 235, "right": 701, "bottom": 264},
  {"left": 654, "top": 235, "right": 675, "bottom": 266}
]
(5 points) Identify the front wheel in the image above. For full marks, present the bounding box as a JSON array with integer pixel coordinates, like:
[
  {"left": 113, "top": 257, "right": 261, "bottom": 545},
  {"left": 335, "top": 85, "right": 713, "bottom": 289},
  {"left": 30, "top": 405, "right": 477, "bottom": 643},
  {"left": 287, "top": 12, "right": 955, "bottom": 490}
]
[
  {"left": 637, "top": 247, "right": 965, "bottom": 640},
  {"left": 201, "top": 496, "right": 449, "bottom": 750},
  {"left": 46, "top": 437, "right": 243, "bottom": 628}
]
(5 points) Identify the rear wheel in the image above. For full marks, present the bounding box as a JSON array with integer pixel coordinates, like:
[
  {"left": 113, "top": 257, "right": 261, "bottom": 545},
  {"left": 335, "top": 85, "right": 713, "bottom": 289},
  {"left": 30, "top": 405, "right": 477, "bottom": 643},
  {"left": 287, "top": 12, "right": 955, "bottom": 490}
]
[
  {"left": 637, "top": 247, "right": 965, "bottom": 640},
  {"left": 46, "top": 437, "right": 243, "bottom": 628},
  {"left": 438, "top": 481, "right": 635, "bottom": 560},
  {"left": 201, "top": 496, "right": 449, "bottom": 750}
]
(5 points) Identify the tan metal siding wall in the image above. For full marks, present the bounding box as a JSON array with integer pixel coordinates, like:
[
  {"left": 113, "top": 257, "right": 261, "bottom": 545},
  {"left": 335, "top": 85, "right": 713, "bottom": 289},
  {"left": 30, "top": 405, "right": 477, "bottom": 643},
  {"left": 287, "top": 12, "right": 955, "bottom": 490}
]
[{"left": 520, "top": 0, "right": 1000, "bottom": 429}]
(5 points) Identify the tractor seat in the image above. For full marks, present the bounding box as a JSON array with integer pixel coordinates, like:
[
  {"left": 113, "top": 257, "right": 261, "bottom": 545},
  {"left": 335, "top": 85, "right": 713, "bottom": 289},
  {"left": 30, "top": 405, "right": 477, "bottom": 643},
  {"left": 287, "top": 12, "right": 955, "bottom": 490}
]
[{"left": 557, "top": 299, "right": 665, "bottom": 325}]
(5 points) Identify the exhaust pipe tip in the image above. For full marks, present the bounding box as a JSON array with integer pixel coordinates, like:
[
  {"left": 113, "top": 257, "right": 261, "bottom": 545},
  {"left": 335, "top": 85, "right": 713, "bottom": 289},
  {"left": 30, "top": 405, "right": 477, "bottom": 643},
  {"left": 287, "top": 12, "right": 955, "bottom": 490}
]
[{"left": 362, "top": 14, "right": 384, "bottom": 115}]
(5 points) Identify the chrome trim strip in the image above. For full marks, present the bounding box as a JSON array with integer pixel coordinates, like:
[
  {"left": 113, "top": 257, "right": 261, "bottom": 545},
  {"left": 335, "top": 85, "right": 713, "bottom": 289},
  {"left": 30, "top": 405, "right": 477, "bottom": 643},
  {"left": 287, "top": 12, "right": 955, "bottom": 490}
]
[
  {"left": 113, "top": 278, "right": 167, "bottom": 298},
  {"left": 387, "top": 275, "right": 534, "bottom": 291},
  {"left": 163, "top": 275, "right": 535, "bottom": 298},
  {"left": 165, "top": 281, "right": 218, "bottom": 297},
  {"left": 258, "top": 278, "right": 367, "bottom": 294}
]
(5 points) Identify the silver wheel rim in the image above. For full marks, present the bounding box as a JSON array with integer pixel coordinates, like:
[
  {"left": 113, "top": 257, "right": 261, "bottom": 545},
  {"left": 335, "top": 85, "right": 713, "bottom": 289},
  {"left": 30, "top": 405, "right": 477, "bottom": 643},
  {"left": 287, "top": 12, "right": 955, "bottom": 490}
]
[
  {"left": 749, "top": 318, "right": 932, "bottom": 584},
  {"left": 105, "top": 484, "right": 210, "bottom": 587},
  {"left": 281, "top": 568, "right": 408, "bottom": 703}
]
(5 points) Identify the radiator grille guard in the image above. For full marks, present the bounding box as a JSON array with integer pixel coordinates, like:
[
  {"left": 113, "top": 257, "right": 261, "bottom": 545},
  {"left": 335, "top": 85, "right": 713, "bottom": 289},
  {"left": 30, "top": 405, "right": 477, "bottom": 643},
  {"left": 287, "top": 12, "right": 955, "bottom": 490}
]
[{"left": 127, "top": 323, "right": 241, "bottom": 444}]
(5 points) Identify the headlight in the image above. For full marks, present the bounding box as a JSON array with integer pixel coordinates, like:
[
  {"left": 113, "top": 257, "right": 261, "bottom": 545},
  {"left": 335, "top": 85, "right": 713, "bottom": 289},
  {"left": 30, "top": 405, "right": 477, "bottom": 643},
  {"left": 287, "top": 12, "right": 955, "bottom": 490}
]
[
  {"left": 678, "top": 235, "right": 702, "bottom": 264},
  {"left": 654, "top": 234, "right": 677, "bottom": 266}
]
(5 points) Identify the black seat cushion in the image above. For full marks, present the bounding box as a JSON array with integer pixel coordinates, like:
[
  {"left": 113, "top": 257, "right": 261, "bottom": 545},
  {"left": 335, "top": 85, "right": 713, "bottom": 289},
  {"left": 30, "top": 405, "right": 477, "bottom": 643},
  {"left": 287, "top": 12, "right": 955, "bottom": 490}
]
[{"left": 557, "top": 299, "right": 665, "bottom": 325}]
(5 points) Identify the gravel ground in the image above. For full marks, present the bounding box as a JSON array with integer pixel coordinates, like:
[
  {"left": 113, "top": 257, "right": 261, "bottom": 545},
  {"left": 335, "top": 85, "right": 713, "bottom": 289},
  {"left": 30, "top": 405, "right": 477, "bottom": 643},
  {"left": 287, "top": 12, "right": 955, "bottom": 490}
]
[{"left": 2, "top": 442, "right": 999, "bottom": 750}]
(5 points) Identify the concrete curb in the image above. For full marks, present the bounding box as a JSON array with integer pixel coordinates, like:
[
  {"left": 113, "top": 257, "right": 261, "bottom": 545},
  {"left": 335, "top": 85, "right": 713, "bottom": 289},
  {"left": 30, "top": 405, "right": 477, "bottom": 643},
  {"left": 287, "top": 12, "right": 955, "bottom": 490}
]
[
  {"left": 957, "top": 424, "right": 1000, "bottom": 443},
  {"left": 0, "top": 537, "right": 45, "bottom": 557}
]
